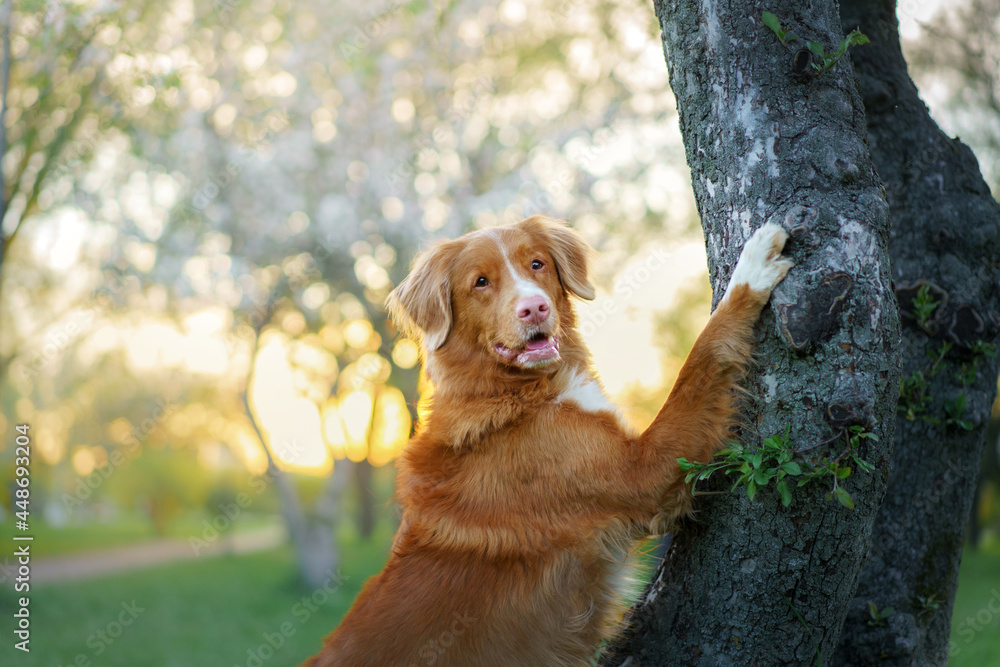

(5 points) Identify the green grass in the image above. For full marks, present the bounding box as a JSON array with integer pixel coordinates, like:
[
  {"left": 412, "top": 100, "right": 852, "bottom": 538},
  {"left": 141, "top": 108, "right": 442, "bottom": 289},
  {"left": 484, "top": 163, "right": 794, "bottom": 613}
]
[
  {"left": 0, "top": 515, "right": 163, "bottom": 558},
  {"left": 0, "top": 512, "right": 281, "bottom": 558},
  {"left": 0, "top": 522, "right": 394, "bottom": 667},
  {"left": 0, "top": 518, "right": 994, "bottom": 666},
  {"left": 949, "top": 545, "right": 1000, "bottom": 666}
]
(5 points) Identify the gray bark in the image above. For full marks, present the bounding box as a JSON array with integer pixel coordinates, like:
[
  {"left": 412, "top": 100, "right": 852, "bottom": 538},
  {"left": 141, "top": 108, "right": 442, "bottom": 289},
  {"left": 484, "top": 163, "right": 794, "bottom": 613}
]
[
  {"left": 355, "top": 457, "right": 376, "bottom": 539},
  {"left": 602, "top": 2, "right": 900, "bottom": 665},
  {"left": 243, "top": 388, "right": 348, "bottom": 588},
  {"left": 832, "top": 2, "right": 1000, "bottom": 664}
]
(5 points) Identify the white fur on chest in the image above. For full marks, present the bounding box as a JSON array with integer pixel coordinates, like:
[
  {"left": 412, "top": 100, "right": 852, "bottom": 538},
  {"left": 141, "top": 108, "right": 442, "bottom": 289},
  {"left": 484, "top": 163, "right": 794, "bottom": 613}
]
[{"left": 557, "top": 370, "right": 631, "bottom": 431}]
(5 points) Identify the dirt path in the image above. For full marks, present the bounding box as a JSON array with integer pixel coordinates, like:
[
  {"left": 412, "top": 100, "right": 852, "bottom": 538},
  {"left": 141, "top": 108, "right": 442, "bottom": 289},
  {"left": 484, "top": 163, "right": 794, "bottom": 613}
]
[{"left": 7, "top": 525, "right": 285, "bottom": 586}]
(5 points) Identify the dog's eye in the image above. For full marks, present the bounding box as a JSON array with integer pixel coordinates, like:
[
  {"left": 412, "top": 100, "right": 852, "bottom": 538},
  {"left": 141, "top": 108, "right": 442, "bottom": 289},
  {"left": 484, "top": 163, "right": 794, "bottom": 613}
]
[
  {"left": 474, "top": 276, "right": 488, "bottom": 288},
  {"left": 531, "top": 260, "right": 544, "bottom": 270}
]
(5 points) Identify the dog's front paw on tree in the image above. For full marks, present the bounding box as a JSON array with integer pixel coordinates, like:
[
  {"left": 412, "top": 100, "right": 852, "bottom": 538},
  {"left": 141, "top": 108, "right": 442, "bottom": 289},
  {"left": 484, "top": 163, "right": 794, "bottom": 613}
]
[
  {"left": 600, "top": 0, "right": 902, "bottom": 664},
  {"left": 601, "top": 2, "right": 1000, "bottom": 667}
]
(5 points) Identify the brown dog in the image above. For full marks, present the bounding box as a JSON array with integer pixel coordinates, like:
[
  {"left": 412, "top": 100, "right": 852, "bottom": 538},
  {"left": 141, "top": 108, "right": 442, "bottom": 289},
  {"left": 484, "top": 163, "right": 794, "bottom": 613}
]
[{"left": 303, "top": 216, "right": 792, "bottom": 666}]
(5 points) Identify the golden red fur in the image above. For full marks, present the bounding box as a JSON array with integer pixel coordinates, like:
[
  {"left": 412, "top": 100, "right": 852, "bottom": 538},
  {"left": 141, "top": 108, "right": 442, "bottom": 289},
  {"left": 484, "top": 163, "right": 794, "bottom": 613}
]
[{"left": 304, "top": 216, "right": 792, "bottom": 666}]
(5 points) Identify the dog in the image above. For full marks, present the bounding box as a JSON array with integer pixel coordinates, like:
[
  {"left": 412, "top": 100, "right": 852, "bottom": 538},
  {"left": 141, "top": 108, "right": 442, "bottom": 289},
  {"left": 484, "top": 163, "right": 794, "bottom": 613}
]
[{"left": 303, "top": 215, "right": 792, "bottom": 666}]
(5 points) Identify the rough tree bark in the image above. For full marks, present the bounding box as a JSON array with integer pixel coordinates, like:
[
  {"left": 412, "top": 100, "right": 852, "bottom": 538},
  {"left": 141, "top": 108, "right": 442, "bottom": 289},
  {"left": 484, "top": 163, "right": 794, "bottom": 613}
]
[
  {"left": 602, "top": 2, "right": 901, "bottom": 665},
  {"left": 833, "top": 2, "right": 1000, "bottom": 664}
]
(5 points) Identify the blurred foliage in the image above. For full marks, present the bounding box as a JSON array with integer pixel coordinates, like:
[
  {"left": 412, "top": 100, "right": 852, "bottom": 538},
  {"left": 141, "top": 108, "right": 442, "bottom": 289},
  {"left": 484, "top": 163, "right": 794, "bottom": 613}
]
[
  {"left": 0, "top": 0, "right": 998, "bottom": 550},
  {"left": 0, "top": 0, "right": 702, "bottom": 534}
]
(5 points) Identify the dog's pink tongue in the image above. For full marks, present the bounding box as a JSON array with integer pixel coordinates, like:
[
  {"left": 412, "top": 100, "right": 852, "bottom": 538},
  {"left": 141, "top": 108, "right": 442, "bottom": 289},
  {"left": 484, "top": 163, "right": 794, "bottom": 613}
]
[{"left": 524, "top": 336, "right": 552, "bottom": 351}]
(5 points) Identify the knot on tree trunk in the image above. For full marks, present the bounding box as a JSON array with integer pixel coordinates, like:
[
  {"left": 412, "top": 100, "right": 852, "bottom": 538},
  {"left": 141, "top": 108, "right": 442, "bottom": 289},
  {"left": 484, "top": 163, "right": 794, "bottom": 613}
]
[
  {"left": 777, "top": 271, "right": 854, "bottom": 351},
  {"left": 826, "top": 373, "right": 876, "bottom": 430},
  {"left": 896, "top": 281, "right": 993, "bottom": 348}
]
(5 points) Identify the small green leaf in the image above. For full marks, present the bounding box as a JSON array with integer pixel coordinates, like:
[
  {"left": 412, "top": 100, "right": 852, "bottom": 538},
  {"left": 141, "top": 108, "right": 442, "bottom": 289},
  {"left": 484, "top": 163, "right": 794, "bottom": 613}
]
[
  {"left": 677, "top": 457, "right": 695, "bottom": 470},
  {"left": 834, "top": 487, "right": 855, "bottom": 509},
  {"left": 868, "top": 601, "right": 878, "bottom": 617},
  {"left": 836, "top": 466, "right": 852, "bottom": 479},
  {"left": 833, "top": 39, "right": 850, "bottom": 61},
  {"left": 762, "top": 11, "right": 782, "bottom": 36},
  {"left": 882, "top": 606, "right": 895, "bottom": 617},
  {"left": 747, "top": 479, "right": 757, "bottom": 501},
  {"left": 782, "top": 462, "right": 802, "bottom": 475},
  {"left": 807, "top": 41, "right": 825, "bottom": 56},
  {"left": 848, "top": 31, "right": 870, "bottom": 47},
  {"left": 778, "top": 480, "right": 792, "bottom": 507}
]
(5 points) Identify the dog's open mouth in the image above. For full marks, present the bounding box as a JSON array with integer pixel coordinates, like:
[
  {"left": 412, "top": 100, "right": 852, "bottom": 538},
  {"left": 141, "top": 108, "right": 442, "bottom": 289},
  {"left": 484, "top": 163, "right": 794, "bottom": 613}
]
[{"left": 494, "top": 333, "right": 560, "bottom": 366}]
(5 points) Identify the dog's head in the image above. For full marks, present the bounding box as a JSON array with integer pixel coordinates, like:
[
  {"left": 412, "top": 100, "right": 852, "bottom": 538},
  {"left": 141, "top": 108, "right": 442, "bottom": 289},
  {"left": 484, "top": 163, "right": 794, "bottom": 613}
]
[{"left": 388, "top": 216, "right": 595, "bottom": 373}]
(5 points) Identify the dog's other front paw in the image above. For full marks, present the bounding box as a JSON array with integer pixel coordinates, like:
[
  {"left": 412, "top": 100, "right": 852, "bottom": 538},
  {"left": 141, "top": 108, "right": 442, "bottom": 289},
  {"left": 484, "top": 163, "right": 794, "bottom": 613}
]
[{"left": 726, "top": 222, "right": 794, "bottom": 295}]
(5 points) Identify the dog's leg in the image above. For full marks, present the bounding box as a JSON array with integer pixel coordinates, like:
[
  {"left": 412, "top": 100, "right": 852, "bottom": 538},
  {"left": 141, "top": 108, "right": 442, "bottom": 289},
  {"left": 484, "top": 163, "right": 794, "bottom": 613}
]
[{"left": 638, "top": 222, "right": 792, "bottom": 523}]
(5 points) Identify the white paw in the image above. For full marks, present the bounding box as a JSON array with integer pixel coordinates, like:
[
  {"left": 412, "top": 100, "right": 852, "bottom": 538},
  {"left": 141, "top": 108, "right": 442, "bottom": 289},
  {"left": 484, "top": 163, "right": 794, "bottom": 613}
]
[{"left": 726, "top": 222, "right": 794, "bottom": 294}]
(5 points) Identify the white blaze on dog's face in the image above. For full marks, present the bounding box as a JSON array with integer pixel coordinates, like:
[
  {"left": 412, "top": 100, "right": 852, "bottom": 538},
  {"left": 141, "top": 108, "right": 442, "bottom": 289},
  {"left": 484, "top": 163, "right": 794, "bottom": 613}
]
[{"left": 388, "top": 216, "right": 595, "bottom": 371}]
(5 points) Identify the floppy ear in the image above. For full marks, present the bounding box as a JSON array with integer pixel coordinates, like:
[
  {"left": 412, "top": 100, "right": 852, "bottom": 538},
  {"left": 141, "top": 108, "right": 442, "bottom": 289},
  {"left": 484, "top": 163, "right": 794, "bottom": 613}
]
[
  {"left": 386, "top": 241, "right": 457, "bottom": 351},
  {"left": 519, "top": 216, "right": 596, "bottom": 301}
]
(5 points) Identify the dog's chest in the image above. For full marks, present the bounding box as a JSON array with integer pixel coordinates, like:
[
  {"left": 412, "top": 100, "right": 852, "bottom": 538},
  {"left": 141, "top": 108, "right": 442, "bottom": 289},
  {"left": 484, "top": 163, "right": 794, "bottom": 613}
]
[{"left": 555, "top": 369, "right": 632, "bottom": 432}]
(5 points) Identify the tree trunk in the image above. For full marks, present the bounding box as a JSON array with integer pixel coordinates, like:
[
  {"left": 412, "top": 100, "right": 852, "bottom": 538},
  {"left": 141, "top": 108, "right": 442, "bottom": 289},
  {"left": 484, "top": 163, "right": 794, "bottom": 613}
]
[
  {"left": 355, "top": 458, "right": 376, "bottom": 539},
  {"left": 300, "top": 460, "right": 350, "bottom": 586},
  {"left": 240, "top": 289, "right": 349, "bottom": 588},
  {"left": 243, "top": 390, "right": 345, "bottom": 588},
  {"left": 602, "top": 2, "right": 900, "bottom": 665},
  {"left": 832, "top": 2, "right": 1000, "bottom": 664}
]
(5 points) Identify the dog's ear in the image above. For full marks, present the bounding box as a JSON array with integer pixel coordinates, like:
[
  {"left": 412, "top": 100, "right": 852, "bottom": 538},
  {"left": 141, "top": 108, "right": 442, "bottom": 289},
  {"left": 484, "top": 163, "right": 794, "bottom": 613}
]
[
  {"left": 519, "top": 216, "right": 596, "bottom": 301},
  {"left": 387, "top": 241, "right": 457, "bottom": 351}
]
